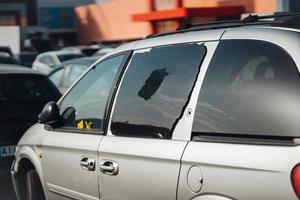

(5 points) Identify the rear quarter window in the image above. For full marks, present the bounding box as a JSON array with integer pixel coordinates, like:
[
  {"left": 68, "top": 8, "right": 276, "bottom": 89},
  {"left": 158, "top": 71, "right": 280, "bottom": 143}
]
[{"left": 192, "top": 40, "right": 300, "bottom": 138}]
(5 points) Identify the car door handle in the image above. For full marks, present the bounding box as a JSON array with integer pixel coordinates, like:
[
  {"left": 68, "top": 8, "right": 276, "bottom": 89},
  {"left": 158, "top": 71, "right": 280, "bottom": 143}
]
[
  {"left": 100, "top": 160, "right": 119, "bottom": 176},
  {"left": 80, "top": 157, "right": 96, "bottom": 171}
]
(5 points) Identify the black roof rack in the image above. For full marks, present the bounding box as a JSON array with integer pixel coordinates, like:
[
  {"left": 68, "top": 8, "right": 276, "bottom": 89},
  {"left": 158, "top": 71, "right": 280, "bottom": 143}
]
[{"left": 146, "top": 12, "right": 300, "bottom": 39}]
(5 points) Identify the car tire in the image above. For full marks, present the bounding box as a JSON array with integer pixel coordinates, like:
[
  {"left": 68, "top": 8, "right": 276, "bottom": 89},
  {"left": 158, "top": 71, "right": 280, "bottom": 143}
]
[{"left": 25, "top": 169, "right": 46, "bottom": 200}]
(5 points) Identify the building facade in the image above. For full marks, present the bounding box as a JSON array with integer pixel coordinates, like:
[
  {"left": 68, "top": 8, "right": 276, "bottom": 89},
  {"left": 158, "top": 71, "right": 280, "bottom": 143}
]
[
  {"left": 0, "top": 0, "right": 97, "bottom": 45},
  {"left": 1, "top": 0, "right": 300, "bottom": 45},
  {"left": 76, "top": 0, "right": 287, "bottom": 44}
]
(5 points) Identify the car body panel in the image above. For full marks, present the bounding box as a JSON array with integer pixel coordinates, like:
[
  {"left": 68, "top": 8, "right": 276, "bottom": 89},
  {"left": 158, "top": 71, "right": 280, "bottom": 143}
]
[
  {"left": 171, "top": 41, "right": 219, "bottom": 141},
  {"left": 98, "top": 136, "right": 187, "bottom": 200},
  {"left": 13, "top": 124, "right": 47, "bottom": 198},
  {"left": 190, "top": 194, "right": 236, "bottom": 200},
  {"left": 177, "top": 141, "right": 299, "bottom": 200},
  {"left": 40, "top": 130, "right": 103, "bottom": 200}
]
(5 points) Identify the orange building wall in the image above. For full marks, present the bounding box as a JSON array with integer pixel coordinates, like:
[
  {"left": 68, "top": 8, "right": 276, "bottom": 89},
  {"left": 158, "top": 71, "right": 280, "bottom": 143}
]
[
  {"left": 75, "top": 0, "right": 152, "bottom": 44},
  {"left": 76, "top": 0, "right": 278, "bottom": 44},
  {"left": 184, "top": 0, "right": 277, "bottom": 13},
  {"left": 253, "top": 0, "right": 277, "bottom": 13}
]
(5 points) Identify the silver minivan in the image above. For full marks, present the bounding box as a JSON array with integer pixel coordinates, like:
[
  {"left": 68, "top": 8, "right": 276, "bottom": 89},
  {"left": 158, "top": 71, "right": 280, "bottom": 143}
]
[{"left": 11, "top": 14, "right": 300, "bottom": 200}]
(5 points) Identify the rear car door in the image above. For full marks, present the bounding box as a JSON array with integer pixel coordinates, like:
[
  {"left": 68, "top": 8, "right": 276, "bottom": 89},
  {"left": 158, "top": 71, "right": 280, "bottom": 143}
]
[
  {"left": 41, "top": 54, "right": 127, "bottom": 200},
  {"left": 178, "top": 38, "right": 300, "bottom": 200},
  {"left": 98, "top": 43, "right": 207, "bottom": 200}
]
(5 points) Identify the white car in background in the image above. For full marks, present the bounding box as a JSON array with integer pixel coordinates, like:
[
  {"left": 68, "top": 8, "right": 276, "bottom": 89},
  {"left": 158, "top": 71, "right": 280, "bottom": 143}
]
[{"left": 32, "top": 51, "right": 85, "bottom": 75}]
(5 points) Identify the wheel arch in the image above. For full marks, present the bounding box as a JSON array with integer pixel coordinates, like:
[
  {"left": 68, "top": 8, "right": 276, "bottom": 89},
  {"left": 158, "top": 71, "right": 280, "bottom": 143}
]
[{"left": 13, "top": 146, "right": 46, "bottom": 200}]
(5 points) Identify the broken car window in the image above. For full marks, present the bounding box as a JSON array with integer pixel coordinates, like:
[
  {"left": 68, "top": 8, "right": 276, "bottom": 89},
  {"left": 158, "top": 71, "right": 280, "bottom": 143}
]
[{"left": 111, "top": 43, "right": 207, "bottom": 139}]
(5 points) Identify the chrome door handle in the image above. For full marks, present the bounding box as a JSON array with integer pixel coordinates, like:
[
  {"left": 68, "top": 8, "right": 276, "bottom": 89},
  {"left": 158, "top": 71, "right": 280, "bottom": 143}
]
[
  {"left": 80, "top": 157, "right": 95, "bottom": 171},
  {"left": 100, "top": 160, "right": 119, "bottom": 175}
]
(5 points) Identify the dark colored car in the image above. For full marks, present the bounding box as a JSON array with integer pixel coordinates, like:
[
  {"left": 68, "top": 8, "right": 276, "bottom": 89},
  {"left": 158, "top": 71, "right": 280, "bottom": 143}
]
[
  {"left": 0, "top": 56, "right": 22, "bottom": 65},
  {"left": 0, "top": 65, "right": 61, "bottom": 199},
  {"left": 17, "top": 52, "right": 39, "bottom": 68},
  {"left": 0, "top": 46, "right": 13, "bottom": 57},
  {"left": 48, "top": 57, "right": 99, "bottom": 93}
]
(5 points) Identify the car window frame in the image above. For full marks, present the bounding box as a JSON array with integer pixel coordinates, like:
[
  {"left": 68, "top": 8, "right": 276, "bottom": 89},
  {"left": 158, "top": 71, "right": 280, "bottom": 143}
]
[
  {"left": 49, "top": 67, "right": 65, "bottom": 88},
  {"left": 105, "top": 42, "right": 208, "bottom": 139},
  {"left": 47, "top": 51, "right": 132, "bottom": 135}
]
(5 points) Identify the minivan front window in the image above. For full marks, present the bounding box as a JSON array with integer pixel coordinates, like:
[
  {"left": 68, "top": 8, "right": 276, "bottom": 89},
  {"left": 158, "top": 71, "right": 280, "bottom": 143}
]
[{"left": 59, "top": 55, "right": 125, "bottom": 132}]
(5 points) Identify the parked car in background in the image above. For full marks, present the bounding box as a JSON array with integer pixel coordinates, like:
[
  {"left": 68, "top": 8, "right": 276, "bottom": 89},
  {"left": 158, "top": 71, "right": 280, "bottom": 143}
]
[
  {"left": 0, "top": 56, "right": 22, "bottom": 65},
  {"left": 11, "top": 14, "right": 300, "bottom": 200},
  {"left": 62, "top": 45, "right": 101, "bottom": 56},
  {"left": 32, "top": 51, "right": 85, "bottom": 75},
  {"left": 17, "top": 52, "right": 39, "bottom": 68},
  {"left": 93, "top": 47, "right": 114, "bottom": 57},
  {"left": 0, "top": 46, "right": 13, "bottom": 57},
  {"left": 0, "top": 65, "right": 61, "bottom": 200},
  {"left": 49, "top": 57, "right": 99, "bottom": 93},
  {"left": 0, "top": 46, "right": 22, "bottom": 65}
]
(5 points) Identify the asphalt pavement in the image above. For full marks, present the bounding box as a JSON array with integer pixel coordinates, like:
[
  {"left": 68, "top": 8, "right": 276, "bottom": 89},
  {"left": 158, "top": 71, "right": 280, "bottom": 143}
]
[{"left": 0, "top": 159, "right": 16, "bottom": 200}]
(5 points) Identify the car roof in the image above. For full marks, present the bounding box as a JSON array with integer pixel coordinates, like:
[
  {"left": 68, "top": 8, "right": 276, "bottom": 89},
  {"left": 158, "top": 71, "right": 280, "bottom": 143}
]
[
  {"left": 113, "top": 24, "right": 300, "bottom": 54},
  {"left": 0, "top": 64, "right": 44, "bottom": 75}
]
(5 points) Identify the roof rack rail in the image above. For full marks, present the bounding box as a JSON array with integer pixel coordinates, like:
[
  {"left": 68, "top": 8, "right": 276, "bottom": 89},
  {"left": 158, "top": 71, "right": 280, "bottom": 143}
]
[
  {"left": 242, "top": 12, "right": 300, "bottom": 23},
  {"left": 145, "top": 12, "right": 300, "bottom": 39}
]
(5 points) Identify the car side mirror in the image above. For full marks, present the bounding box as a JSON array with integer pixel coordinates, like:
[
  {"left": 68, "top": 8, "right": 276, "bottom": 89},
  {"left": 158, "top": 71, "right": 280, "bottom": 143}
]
[
  {"left": 38, "top": 101, "right": 61, "bottom": 125},
  {"left": 61, "top": 107, "right": 76, "bottom": 122}
]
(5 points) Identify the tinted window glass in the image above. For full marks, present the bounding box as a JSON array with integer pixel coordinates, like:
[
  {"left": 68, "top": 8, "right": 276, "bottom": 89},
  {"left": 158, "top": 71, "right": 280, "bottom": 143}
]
[
  {"left": 49, "top": 68, "right": 64, "bottom": 86},
  {"left": 59, "top": 55, "right": 124, "bottom": 132},
  {"left": 0, "top": 57, "right": 21, "bottom": 65},
  {"left": 62, "top": 64, "right": 88, "bottom": 88},
  {"left": 0, "top": 75, "right": 60, "bottom": 104},
  {"left": 111, "top": 43, "right": 206, "bottom": 139},
  {"left": 192, "top": 40, "right": 300, "bottom": 138}
]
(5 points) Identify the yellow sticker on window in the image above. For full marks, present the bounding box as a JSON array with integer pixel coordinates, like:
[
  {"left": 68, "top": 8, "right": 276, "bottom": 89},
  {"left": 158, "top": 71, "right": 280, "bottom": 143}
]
[
  {"left": 85, "top": 121, "right": 93, "bottom": 129},
  {"left": 77, "top": 120, "right": 84, "bottom": 129}
]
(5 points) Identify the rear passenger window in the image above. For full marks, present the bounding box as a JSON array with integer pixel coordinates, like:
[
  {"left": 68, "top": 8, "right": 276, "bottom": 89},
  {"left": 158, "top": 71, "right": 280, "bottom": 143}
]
[
  {"left": 192, "top": 40, "right": 300, "bottom": 138},
  {"left": 111, "top": 43, "right": 206, "bottom": 139}
]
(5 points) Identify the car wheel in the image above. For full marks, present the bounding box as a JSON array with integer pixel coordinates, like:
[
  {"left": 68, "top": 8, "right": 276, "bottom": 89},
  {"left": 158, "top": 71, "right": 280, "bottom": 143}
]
[{"left": 25, "top": 169, "right": 46, "bottom": 200}]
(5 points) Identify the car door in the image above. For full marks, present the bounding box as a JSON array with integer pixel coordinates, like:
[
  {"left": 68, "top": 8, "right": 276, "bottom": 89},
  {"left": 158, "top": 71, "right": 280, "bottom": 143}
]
[
  {"left": 98, "top": 43, "right": 207, "bottom": 200},
  {"left": 41, "top": 54, "right": 127, "bottom": 200}
]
